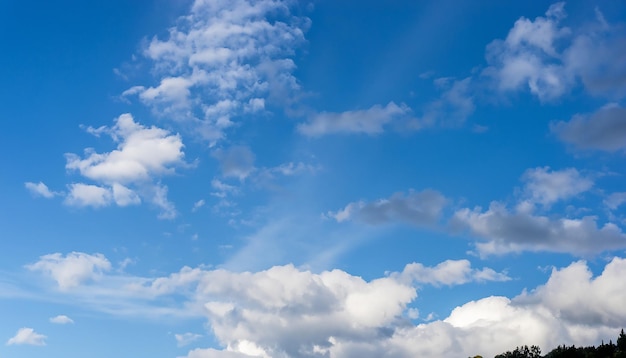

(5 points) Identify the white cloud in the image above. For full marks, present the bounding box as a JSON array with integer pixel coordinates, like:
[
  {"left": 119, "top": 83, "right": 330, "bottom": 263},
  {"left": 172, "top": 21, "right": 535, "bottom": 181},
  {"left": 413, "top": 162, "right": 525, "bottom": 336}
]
[
  {"left": 176, "top": 332, "right": 203, "bottom": 347},
  {"left": 453, "top": 201, "right": 626, "bottom": 256},
  {"left": 25, "top": 251, "right": 626, "bottom": 357},
  {"left": 483, "top": 2, "right": 574, "bottom": 101},
  {"left": 66, "top": 113, "right": 185, "bottom": 184},
  {"left": 483, "top": 3, "right": 626, "bottom": 102},
  {"left": 112, "top": 183, "right": 141, "bottom": 206},
  {"left": 124, "top": 0, "right": 308, "bottom": 142},
  {"left": 396, "top": 259, "right": 510, "bottom": 286},
  {"left": 210, "top": 179, "right": 239, "bottom": 199},
  {"left": 551, "top": 104, "right": 626, "bottom": 151},
  {"left": 298, "top": 102, "right": 410, "bottom": 137},
  {"left": 192, "top": 199, "right": 206, "bottom": 212},
  {"left": 49, "top": 315, "right": 74, "bottom": 324},
  {"left": 63, "top": 114, "right": 185, "bottom": 218},
  {"left": 6, "top": 327, "right": 47, "bottom": 346},
  {"left": 521, "top": 167, "right": 593, "bottom": 206},
  {"left": 24, "top": 181, "right": 60, "bottom": 198},
  {"left": 605, "top": 192, "right": 626, "bottom": 210},
  {"left": 212, "top": 146, "right": 256, "bottom": 180},
  {"left": 64, "top": 183, "right": 112, "bottom": 208},
  {"left": 26, "top": 252, "right": 112, "bottom": 290},
  {"left": 328, "top": 189, "right": 447, "bottom": 227}
]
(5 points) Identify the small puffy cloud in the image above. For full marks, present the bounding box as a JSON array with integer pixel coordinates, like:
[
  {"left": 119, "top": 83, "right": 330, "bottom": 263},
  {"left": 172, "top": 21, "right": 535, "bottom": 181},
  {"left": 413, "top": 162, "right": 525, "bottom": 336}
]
[
  {"left": 64, "top": 183, "right": 112, "bottom": 208},
  {"left": 298, "top": 102, "right": 410, "bottom": 137},
  {"left": 26, "top": 252, "right": 112, "bottom": 290},
  {"left": 551, "top": 104, "right": 626, "bottom": 151},
  {"left": 63, "top": 114, "right": 184, "bottom": 218},
  {"left": 484, "top": 2, "right": 572, "bottom": 101},
  {"left": 175, "top": 332, "right": 203, "bottom": 347},
  {"left": 66, "top": 113, "right": 185, "bottom": 184},
  {"left": 328, "top": 189, "right": 447, "bottom": 227},
  {"left": 212, "top": 146, "right": 256, "bottom": 180},
  {"left": 397, "top": 259, "right": 510, "bottom": 286},
  {"left": 24, "top": 181, "right": 60, "bottom": 198},
  {"left": 49, "top": 315, "right": 74, "bottom": 324},
  {"left": 452, "top": 201, "right": 626, "bottom": 256},
  {"left": 6, "top": 327, "right": 47, "bottom": 346},
  {"left": 521, "top": 167, "right": 593, "bottom": 206}
]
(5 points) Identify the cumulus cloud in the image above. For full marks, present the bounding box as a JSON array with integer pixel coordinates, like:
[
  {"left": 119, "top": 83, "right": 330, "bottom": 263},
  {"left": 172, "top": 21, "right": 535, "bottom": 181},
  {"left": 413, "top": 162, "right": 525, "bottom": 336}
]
[
  {"left": 396, "top": 259, "right": 510, "bottom": 286},
  {"left": 298, "top": 102, "right": 411, "bottom": 137},
  {"left": 24, "top": 181, "right": 60, "bottom": 198},
  {"left": 26, "top": 252, "right": 112, "bottom": 290},
  {"left": 64, "top": 183, "right": 112, "bottom": 208},
  {"left": 483, "top": 2, "right": 573, "bottom": 102},
  {"left": 124, "top": 0, "right": 307, "bottom": 142},
  {"left": 66, "top": 113, "right": 185, "bottom": 184},
  {"left": 551, "top": 104, "right": 626, "bottom": 151},
  {"left": 6, "top": 327, "right": 47, "bottom": 346},
  {"left": 521, "top": 167, "right": 593, "bottom": 206},
  {"left": 482, "top": 3, "right": 626, "bottom": 102},
  {"left": 25, "top": 251, "right": 626, "bottom": 357},
  {"left": 63, "top": 113, "right": 184, "bottom": 217},
  {"left": 49, "top": 315, "right": 74, "bottom": 324},
  {"left": 452, "top": 201, "right": 626, "bottom": 256},
  {"left": 327, "top": 189, "right": 447, "bottom": 227}
]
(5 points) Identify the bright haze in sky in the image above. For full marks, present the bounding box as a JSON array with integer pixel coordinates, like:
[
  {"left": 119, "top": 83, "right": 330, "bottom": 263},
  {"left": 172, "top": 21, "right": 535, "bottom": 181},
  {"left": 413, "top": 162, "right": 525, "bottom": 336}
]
[{"left": 2, "top": 1, "right": 626, "bottom": 357}]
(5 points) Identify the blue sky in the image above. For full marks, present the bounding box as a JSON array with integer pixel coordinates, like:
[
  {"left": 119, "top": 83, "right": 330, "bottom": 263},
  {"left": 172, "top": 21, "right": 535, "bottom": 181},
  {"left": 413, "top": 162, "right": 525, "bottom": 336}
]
[{"left": 2, "top": 0, "right": 626, "bottom": 357}]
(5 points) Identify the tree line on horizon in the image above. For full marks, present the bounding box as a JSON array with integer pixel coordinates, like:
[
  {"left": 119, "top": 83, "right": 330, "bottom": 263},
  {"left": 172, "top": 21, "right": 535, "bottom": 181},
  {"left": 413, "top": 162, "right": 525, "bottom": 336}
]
[{"left": 468, "top": 329, "right": 626, "bottom": 358}]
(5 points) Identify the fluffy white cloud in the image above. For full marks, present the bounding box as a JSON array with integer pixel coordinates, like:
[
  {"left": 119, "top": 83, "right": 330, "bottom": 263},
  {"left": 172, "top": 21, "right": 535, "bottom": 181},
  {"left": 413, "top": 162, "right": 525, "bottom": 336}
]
[
  {"left": 6, "top": 327, "right": 47, "bottom": 346},
  {"left": 298, "top": 102, "right": 410, "bottom": 137},
  {"left": 396, "top": 259, "right": 510, "bottom": 286},
  {"left": 63, "top": 114, "right": 184, "bottom": 218},
  {"left": 27, "top": 252, "right": 112, "bottom": 290},
  {"left": 521, "top": 167, "right": 593, "bottom": 206},
  {"left": 124, "top": 0, "right": 307, "bottom": 142},
  {"left": 483, "top": 3, "right": 626, "bottom": 102},
  {"left": 66, "top": 113, "right": 185, "bottom": 184},
  {"left": 551, "top": 104, "right": 626, "bottom": 151},
  {"left": 24, "top": 181, "right": 60, "bottom": 198},
  {"left": 49, "top": 315, "right": 74, "bottom": 324},
  {"left": 453, "top": 201, "right": 626, "bottom": 256},
  {"left": 484, "top": 2, "right": 573, "bottom": 101},
  {"left": 25, "top": 251, "right": 626, "bottom": 357},
  {"left": 328, "top": 189, "right": 447, "bottom": 227},
  {"left": 64, "top": 183, "right": 112, "bottom": 208}
]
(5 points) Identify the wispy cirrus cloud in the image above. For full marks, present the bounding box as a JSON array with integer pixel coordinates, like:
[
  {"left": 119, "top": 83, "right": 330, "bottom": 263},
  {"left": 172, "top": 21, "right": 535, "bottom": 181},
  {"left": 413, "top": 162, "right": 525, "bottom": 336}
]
[{"left": 24, "top": 181, "right": 61, "bottom": 199}]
